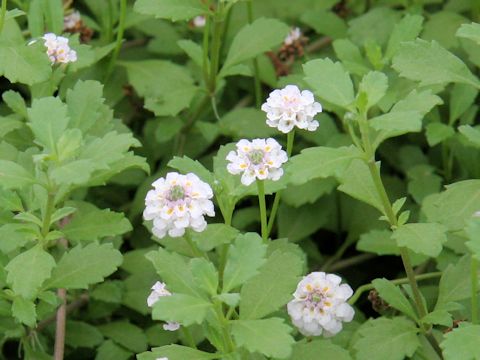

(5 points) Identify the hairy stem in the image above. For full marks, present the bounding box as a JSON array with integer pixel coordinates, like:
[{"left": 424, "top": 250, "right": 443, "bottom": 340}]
[
  {"left": 257, "top": 180, "right": 268, "bottom": 242},
  {"left": 267, "top": 130, "right": 295, "bottom": 236},
  {"left": 104, "top": 0, "right": 127, "bottom": 82},
  {"left": 246, "top": 0, "right": 262, "bottom": 108}
]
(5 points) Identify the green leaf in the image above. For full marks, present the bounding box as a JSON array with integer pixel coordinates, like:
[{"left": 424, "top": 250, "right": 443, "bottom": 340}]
[
  {"left": 287, "top": 145, "right": 361, "bottom": 185},
  {"left": 435, "top": 255, "right": 472, "bottom": 310},
  {"left": 221, "top": 18, "right": 289, "bottom": 74},
  {"left": 62, "top": 203, "right": 132, "bottom": 242},
  {"left": 332, "top": 39, "right": 370, "bottom": 76},
  {"left": 231, "top": 318, "right": 294, "bottom": 359},
  {"left": 357, "top": 71, "right": 388, "bottom": 111},
  {"left": 372, "top": 278, "right": 417, "bottom": 320},
  {"left": 138, "top": 345, "right": 214, "bottom": 360},
  {"left": 167, "top": 156, "right": 214, "bottom": 186},
  {"left": 190, "top": 224, "right": 239, "bottom": 252},
  {"left": 44, "top": 243, "right": 122, "bottom": 289},
  {"left": 51, "top": 160, "right": 95, "bottom": 185},
  {"left": 304, "top": 58, "right": 355, "bottom": 108},
  {"left": 65, "top": 321, "right": 104, "bottom": 348},
  {"left": 392, "top": 223, "right": 447, "bottom": 257},
  {"left": 0, "top": 188, "right": 23, "bottom": 212},
  {"left": 422, "top": 310, "right": 453, "bottom": 327},
  {"left": 12, "top": 297, "right": 36, "bottom": 327},
  {"left": 146, "top": 248, "right": 201, "bottom": 297},
  {"left": 456, "top": 22, "right": 480, "bottom": 45},
  {"left": 98, "top": 321, "right": 148, "bottom": 353},
  {"left": 301, "top": 10, "right": 347, "bottom": 40},
  {"left": 0, "top": 160, "right": 35, "bottom": 190},
  {"left": 423, "top": 180, "right": 480, "bottom": 231},
  {"left": 6, "top": 245, "right": 55, "bottom": 299},
  {"left": 189, "top": 258, "right": 218, "bottom": 296},
  {"left": 43, "top": 0, "right": 63, "bottom": 34},
  {"left": 353, "top": 317, "right": 420, "bottom": 360},
  {"left": 357, "top": 229, "right": 399, "bottom": 256},
  {"left": 385, "top": 14, "right": 424, "bottom": 60},
  {"left": 152, "top": 293, "right": 212, "bottom": 326},
  {"left": 466, "top": 218, "right": 480, "bottom": 260},
  {"left": 441, "top": 323, "right": 480, "bottom": 360},
  {"left": 459, "top": 125, "right": 480, "bottom": 148},
  {"left": 2, "top": 90, "right": 27, "bottom": 117},
  {"left": 425, "top": 123, "right": 455, "bottom": 147},
  {"left": 392, "top": 39, "right": 480, "bottom": 88},
  {"left": 66, "top": 80, "right": 105, "bottom": 133},
  {"left": 122, "top": 60, "right": 196, "bottom": 117},
  {"left": 449, "top": 83, "right": 478, "bottom": 123},
  {"left": 95, "top": 340, "right": 132, "bottom": 360},
  {"left": 28, "top": 97, "right": 69, "bottom": 154},
  {"left": 134, "top": 0, "right": 207, "bottom": 21},
  {"left": 338, "top": 160, "right": 384, "bottom": 213},
  {"left": 0, "top": 42, "right": 51, "bottom": 85},
  {"left": 240, "top": 250, "right": 303, "bottom": 319},
  {"left": 290, "top": 339, "right": 352, "bottom": 360},
  {"left": 219, "top": 108, "right": 277, "bottom": 139},
  {"left": 0, "top": 116, "right": 22, "bottom": 137},
  {"left": 223, "top": 233, "right": 267, "bottom": 292}
]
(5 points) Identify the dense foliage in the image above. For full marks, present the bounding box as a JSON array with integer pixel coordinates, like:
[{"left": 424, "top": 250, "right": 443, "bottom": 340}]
[{"left": 0, "top": 0, "right": 480, "bottom": 359}]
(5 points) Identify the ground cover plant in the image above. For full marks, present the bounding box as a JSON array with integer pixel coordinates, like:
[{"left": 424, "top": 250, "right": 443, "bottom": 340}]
[{"left": 0, "top": 0, "right": 480, "bottom": 359}]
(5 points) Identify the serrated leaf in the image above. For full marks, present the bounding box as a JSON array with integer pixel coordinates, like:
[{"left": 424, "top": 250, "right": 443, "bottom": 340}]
[
  {"left": 287, "top": 145, "right": 361, "bottom": 185},
  {"left": 392, "top": 39, "right": 480, "bottom": 88},
  {"left": 304, "top": 58, "right": 355, "bottom": 108},
  {"left": 0, "top": 160, "right": 36, "bottom": 189},
  {"left": 232, "top": 318, "right": 294, "bottom": 359},
  {"left": 372, "top": 278, "right": 417, "bottom": 320},
  {"left": 190, "top": 224, "right": 239, "bottom": 252},
  {"left": 219, "top": 108, "right": 277, "bottom": 139},
  {"left": 425, "top": 123, "right": 455, "bottom": 147},
  {"left": 51, "top": 160, "right": 95, "bottom": 185},
  {"left": 96, "top": 340, "right": 132, "bottom": 360},
  {"left": 44, "top": 243, "right": 122, "bottom": 289},
  {"left": 456, "top": 22, "right": 480, "bottom": 45},
  {"left": 221, "top": 18, "right": 289, "bottom": 74},
  {"left": 168, "top": 156, "right": 214, "bottom": 185},
  {"left": 62, "top": 203, "right": 132, "bottom": 242},
  {"left": 65, "top": 321, "right": 104, "bottom": 348},
  {"left": 240, "top": 250, "right": 302, "bottom": 319},
  {"left": 357, "top": 71, "right": 388, "bottom": 111},
  {"left": 223, "top": 233, "right": 267, "bottom": 292},
  {"left": 190, "top": 258, "right": 218, "bottom": 296},
  {"left": 458, "top": 125, "right": 480, "bottom": 147},
  {"left": 449, "top": 83, "right": 478, "bottom": 123},
  {"left": 354, "top": 317, "right": 420, "bottom": 360},
  {"left": 441, "top": 323, "right": 480, "bottom": 360},
  {"left": 12, "top": 296, "right": 36, "bottom": 327},
  {"left": 435, "top": 255, "right": 472, "bottom": 310},
  {"left": 0, "top": 188, "right": 23, "bottom": 211},
  {"left": 290, "top": 339, "right": 352, "bottom": 360},
  {"left": 98, "top": 321, "right": 148, "bottom": 353},
  {"left": 66, "top": 80, "right": 105, "bottom": 133},
  {"left": 392, "top": 223, "right": 447, "bottom": 257},
  {"left": 152, "top": 294, "right": 212, "bottom": 326},
  {"left": 385, "top": 14, "right": 424, "bottom": 60},
  {"left": 134, "top": 0, "right": 207, "bottom": 22}
]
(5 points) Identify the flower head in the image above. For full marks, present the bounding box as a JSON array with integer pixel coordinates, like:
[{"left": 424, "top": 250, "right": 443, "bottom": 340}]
[
  {"left": 64, "top": 11, "right": 81, "bottom": 30},
  {"left": 41, "top": 33, "right": 77, "bottom": 64},
  {"left": 287, "top": 272, "right": 354, "bottom": 337},
  {"left": 226, "top": 138, "right": 288, "bottom": 186},
  {"left": 147, "top": 282, "right": 180, "bottom": 332},
  {"left": 284, "top": 27, "right": 302, "bottom": 46},
  {"left": 261, "top": 85, "right": 322, "bottom": 133},
  {"left": 193, "top": 15, "right": 206, "bottom": 28},
  {"left": 143, "top": 172, "right": 214, "bottom": 239}
]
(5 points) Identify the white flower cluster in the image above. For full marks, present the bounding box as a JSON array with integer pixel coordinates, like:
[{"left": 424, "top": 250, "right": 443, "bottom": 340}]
[
  {"left": 147, "top": 282, "right": 180, "bottom": 331},
  {"left": 64, "top": 11, "right": 81, "bottom": 30},
  {"left": 284, "top": 27, "right": 302, "bottom": 46},
  {"left": 287, "top": 272, "right": 354, "bottom": 337},
  {"left": 261, "top": 85, "right": 322, "bottom": 133},
  {"left": 193, "top": 15, "right": 206, "bottom": 28},
  {"left": 42, "top": 33, "right": 77, "bottom": 64},
  {"left": 226, "top": 138, "right": 288, "bottom": 186},
  {"left": 144, "top": 172, "right": 214, "bottom": 239}
]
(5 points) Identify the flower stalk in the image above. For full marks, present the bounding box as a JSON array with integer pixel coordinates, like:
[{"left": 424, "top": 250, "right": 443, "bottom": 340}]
[{"left": 257, "top": 180, "right": 268, "bottom": 242}]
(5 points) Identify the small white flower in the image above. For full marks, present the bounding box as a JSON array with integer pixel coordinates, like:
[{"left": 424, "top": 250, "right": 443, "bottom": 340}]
[
  {"left": 473, "top": 211, "right": 480, "bottom": 218},
  {"left": 226, "top": 138, "right": 288, "bottom": 186},
  {"left": 147, "top": 282, "right": 180, "bottom": 332},
  {"left": 143, "top": 172, "right": 214, "bottom": 239},
  {"left": 287, "top": 272, "right": 354, "bottom": 337},
  {"left": 193, "top": 15, "right": 206, "bottom": 28},
  {"left": 41, "top": 33, "right": 77, "bottom": 64},
  {"left": 64, "top": 10, "right": 81, "bottom": 30},
  {"left": 261, "top": 85, "right": 322, "bottom": 134},
  {"left": 284, "top": 27, "right": 302, "bottom": 46},
  {"left": 156, "top": 358, "right": 168, "bottom": 360}
]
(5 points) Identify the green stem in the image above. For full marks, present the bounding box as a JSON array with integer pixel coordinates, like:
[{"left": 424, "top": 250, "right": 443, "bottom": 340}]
[
  {"left": 348, "top": 272, "right": 442, "bottom": 305},
  {"left": 202, "top": 14, "right": 211, "bottom": 87},
  {"left": 208, "top": 3, "right": 225, "bottom": 93},
  {"left": 472, "top": 256, "right": 479, "bottom": 324},
  {"left": 214, "top": 301, "right": 235, "bottom": 353},
  {"left": 181, "top": 327, "right": 197, "bottom": 349},
  {"left": 266, "top": 131, "right": 295, "bottom": 236},
  {"left": 41, "top": 193, "right": 55, "bottom": 240},
  {"left": 218, "top": 204, "right": 233, "bottom": 284},
  {"left": 184, "top": 232, "right": 207, "bottom": 259},
  {"left": 0, "top": 0, "right": 7, "bottom": 35},
  {"left": 104, "top": 0, "right": 127, "bottom": 83},
  {"left": 246, "top": 0, "right": 262, "bottom": 108},
  {"left": 257, "top": 180, "right": 268, "bottom": 242}
]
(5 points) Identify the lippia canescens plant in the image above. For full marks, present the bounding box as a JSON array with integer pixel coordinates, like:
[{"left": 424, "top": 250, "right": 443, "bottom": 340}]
[{"left": 1, "top": 0, "right": 480, "bottom": 359}]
